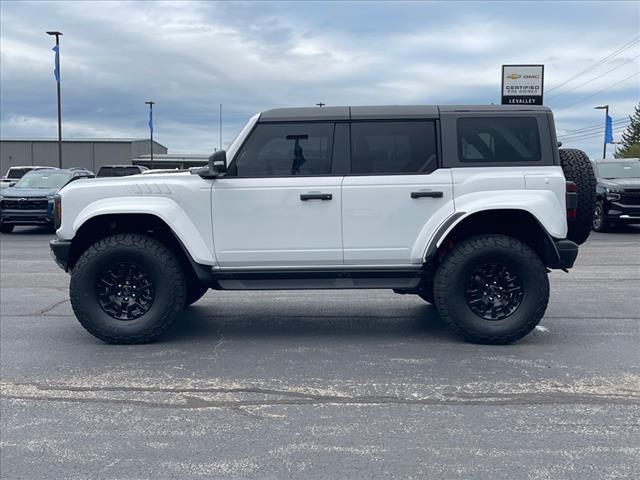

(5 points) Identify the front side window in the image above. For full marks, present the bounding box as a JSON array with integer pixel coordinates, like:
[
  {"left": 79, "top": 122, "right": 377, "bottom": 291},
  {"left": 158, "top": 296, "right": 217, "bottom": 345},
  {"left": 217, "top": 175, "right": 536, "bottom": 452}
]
[
  {"left": 234, "top": 122, "right": 334, "bottom": 177},
  {"left": 457, "top": 117, "right": 541, "bottom": 163},
  {"left": 350, "top": 121, "right": 438, "bottom": 175}
]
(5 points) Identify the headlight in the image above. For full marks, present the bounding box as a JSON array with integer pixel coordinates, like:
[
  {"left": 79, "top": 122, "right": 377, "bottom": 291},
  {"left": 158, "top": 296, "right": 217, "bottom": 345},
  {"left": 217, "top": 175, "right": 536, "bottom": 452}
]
[{"left": 605, "top": 187, "right": 623, "bottom": 201}]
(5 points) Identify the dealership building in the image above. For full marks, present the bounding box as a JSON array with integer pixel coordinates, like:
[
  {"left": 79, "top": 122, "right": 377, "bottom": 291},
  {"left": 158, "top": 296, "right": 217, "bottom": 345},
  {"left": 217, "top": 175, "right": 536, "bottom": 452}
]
[{"left": 0, "top": 138, "right": 168, "bottom": 174}]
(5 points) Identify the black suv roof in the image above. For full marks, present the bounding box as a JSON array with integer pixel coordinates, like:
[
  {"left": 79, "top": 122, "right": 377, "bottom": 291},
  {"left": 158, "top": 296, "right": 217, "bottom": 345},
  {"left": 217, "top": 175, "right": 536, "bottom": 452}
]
[{"left": 259, "top": 105, "right": 552, "bottom": 122}]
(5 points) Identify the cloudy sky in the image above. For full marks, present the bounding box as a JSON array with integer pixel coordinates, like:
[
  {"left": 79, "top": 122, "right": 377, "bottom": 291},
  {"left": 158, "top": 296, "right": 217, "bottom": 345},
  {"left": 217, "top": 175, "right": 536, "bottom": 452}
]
[{"left": 1, "top": 0, "right": 639, "bottom": 158}]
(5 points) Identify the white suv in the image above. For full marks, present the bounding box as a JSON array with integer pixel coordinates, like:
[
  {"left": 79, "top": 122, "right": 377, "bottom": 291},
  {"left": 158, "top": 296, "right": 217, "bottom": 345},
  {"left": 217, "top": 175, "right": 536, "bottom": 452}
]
[{"left": 50, "top": 105, "right": 595, "bottom": 344}]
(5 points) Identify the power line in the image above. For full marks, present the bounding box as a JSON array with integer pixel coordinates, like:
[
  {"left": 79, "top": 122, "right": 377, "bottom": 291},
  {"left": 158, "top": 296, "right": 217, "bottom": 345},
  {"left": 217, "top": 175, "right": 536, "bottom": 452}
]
[
  {"left": 547, "top": 35, "right": 640, "bottom": 93},
  {"left": 558, "top": 118, "right": 629, "bottom": 136},
  {"left": 559, "top": 127, "right": 629, "bottom": 142},
  {"left": 547, "top": 54, "right": 640, "bottom": 100},
  {"left": 555, "top": 72, "right": 640, "bottom": 111},
  {"left": 559, "top": 122, "right": 629, "bottom": 138}
]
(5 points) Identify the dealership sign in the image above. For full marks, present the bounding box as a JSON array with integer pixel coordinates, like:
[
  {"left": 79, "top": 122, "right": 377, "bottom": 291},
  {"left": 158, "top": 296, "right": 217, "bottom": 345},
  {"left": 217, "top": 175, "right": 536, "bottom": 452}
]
[{"left": 501, "top": 64, "right": 544, "bottom": 105}]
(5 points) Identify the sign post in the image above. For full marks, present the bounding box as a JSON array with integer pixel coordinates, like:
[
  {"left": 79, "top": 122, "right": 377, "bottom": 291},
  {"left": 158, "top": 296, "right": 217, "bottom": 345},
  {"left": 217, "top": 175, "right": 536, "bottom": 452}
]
[{"left": 501, "top": 65, "right": 544, "bottom": 105}]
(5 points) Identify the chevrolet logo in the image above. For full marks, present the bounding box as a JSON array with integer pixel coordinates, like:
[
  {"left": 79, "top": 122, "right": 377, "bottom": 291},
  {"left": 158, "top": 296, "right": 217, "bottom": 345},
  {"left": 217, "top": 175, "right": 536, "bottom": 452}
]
[{"left": 506, "top": 74, "right": 521, "bottom": 80}]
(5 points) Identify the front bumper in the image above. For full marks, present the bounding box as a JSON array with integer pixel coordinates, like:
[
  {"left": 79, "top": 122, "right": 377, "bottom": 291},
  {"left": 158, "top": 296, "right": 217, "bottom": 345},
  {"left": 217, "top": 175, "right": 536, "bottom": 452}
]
[
  {"left": 606, "top": 202, "right": 640, "bottom": 224},
  {"left": 1, "top": 209, "right": 54, "bottom": 226},
  {"left": 50, "top": 239, "right": 72, "bottom": 271}
]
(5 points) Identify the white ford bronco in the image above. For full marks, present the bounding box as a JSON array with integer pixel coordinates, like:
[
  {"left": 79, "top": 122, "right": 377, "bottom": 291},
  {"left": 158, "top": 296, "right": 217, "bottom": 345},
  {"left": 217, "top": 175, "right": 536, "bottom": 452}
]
[{"left": 50, "top": 105, "right": 596, "bottom": 344}]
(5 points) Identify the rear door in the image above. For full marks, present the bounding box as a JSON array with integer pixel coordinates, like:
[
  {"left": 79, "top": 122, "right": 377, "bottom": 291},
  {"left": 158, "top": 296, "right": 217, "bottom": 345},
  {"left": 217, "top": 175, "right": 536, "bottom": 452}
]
[
  {"left": 342, "top": 119, "right": 454, "bottom": 265},
  {"left": 212, "top": 121, "right": 344, "bottom": 267}
]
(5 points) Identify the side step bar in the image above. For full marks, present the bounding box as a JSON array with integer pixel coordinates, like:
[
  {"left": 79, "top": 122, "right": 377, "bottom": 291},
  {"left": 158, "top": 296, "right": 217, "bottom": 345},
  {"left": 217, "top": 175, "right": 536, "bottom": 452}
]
[{"left": 209, "top": 267, "right": 425, "bottom": 291}]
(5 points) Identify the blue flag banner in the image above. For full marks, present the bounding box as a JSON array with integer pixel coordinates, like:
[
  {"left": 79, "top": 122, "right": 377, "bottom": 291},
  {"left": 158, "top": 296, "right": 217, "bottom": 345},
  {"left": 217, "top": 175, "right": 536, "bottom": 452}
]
[
  {"left": 52, "top": 45, "right": 60, "bottom": 82},
  {"left": 605, "top": 114, "right": 613, "bottom": 144},
  {"left": 148, "top": 109, "right": 153, "bottom": 134}
]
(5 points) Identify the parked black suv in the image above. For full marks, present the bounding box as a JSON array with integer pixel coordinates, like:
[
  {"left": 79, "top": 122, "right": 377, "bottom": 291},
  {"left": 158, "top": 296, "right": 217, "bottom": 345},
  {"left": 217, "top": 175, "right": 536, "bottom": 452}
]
[
  {"left": 592, "top": 159, "right": 640, "bottom": 231},
  {"left": 0, "top": 168, "right": 94, "bottom": 233}
]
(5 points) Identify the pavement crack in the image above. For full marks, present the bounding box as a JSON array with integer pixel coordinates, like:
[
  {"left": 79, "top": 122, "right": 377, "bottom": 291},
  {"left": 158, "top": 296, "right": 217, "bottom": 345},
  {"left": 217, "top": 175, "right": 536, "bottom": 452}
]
[{"left": 33, "top": 298, "right": 68, "bottom": 316}]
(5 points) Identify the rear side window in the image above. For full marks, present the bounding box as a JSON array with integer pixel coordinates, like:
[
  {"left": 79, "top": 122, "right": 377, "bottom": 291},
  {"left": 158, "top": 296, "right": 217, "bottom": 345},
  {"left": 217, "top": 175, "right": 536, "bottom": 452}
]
[
  {"left": 350, "top": 121, "right": 438, "bottom": 175},
  {"left": 234, "top": 123, "right": 334, "bottom": 176},
  {"left": 457, "top": 117, "right": 540, "bottom": 163}
]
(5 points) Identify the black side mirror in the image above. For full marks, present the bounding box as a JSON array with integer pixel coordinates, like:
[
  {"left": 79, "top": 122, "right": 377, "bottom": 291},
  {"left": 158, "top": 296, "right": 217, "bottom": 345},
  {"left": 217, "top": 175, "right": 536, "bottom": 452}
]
[
  {"left": 192, "top": 150, "right": 227, "bottom": 179},
  {"left": 210, "top": 150, "right": 227, "bottom": 174}
]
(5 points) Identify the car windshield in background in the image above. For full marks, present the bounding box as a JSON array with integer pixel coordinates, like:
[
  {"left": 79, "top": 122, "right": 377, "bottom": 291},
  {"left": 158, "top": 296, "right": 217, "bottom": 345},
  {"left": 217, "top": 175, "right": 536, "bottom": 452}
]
[
  {"left": 596, "top": 162, "right": 640, "bottom": 179},
  {"left": 97, "top": 167, "right": 141, "bottom": 177},
  {"left": 14, "top": 171, "right": 72, "bottom": 189}
]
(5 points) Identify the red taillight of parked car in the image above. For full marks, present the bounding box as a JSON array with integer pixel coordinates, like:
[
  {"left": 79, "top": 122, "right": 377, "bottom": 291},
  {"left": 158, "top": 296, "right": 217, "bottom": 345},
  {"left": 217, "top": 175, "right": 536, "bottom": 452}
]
[{"left": 566, "top": 181, "right": 577, "bottom": 219}]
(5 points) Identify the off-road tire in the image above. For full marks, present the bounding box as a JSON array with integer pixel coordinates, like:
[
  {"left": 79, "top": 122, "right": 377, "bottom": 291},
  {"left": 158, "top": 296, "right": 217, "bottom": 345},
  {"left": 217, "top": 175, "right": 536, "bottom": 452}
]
[
  {"left": 70, "top": 233, "right": 186, "bottom": 344},
  {"left": 433, "top": 235, "right": 549, "bottom": 344},
  {"left": 0, "top": 224, "right": 14, "bottom": 233},
  {"left": 559, "top": 148, "right": 596, "bottom": 245},
  {"left": 186, "top": 280, "right": 209, "bottom": 306}
]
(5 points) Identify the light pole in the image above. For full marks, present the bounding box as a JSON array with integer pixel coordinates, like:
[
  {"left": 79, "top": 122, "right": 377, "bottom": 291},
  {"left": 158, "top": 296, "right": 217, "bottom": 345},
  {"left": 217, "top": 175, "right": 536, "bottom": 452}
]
[
  {"left": 594, "top": 105, "right": 609, "bottom": 159},
  {"left": 46, "top": 31, "right": 63, "bottom": 168},
  {"left": 145, "top": 101, "right": 155, "bottom": 169}
]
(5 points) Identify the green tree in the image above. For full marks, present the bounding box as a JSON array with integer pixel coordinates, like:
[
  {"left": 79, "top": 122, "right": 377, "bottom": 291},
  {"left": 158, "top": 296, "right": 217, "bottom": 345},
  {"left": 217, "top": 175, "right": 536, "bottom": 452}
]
[{"left": 615, "top": 103, "right": 640, "bottom": 158}]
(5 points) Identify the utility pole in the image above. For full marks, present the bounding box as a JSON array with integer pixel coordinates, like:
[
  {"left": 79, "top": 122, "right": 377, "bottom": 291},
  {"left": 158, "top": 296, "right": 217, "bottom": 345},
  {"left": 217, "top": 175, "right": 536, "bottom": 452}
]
[
  {"left": 219, "top": 103, "right": 222, "bottom": 151},
  {"left": 145, "top": 101, "right": 155, "bottom": 169},
  {"left": 46, "top": 31, "right": 63, "bottom": 168},
  {"left": 594, "top": 105, "right": 609, "bottom": 159}
]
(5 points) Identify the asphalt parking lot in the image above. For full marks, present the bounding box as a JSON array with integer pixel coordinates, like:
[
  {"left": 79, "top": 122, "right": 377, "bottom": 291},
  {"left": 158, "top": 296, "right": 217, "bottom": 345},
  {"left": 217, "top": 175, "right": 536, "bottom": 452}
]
[{"left": 1, "top": 226, "right": 639, "bottom": 479}]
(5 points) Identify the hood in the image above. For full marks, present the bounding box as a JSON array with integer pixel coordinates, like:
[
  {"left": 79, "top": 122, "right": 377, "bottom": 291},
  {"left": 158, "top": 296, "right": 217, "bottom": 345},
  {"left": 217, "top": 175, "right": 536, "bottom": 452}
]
[
  {"left": 599, "top": 177, "right": 640, "bottom": 189},
  {"left": 1, "top": 186, "right": 59, "bottom": 198}
]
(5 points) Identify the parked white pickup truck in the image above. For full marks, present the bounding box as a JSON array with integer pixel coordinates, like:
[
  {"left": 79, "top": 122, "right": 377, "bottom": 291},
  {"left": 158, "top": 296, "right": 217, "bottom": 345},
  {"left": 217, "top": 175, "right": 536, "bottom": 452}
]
[{"left": 50, "top": 105, "right": 595, "bottom": 344}]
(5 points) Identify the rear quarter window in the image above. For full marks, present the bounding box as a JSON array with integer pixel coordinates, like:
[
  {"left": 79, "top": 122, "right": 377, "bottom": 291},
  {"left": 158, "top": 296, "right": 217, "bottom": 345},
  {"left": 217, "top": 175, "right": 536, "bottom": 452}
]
[{"left": 457, "top": 117, "right": 541, "bottom": 163}]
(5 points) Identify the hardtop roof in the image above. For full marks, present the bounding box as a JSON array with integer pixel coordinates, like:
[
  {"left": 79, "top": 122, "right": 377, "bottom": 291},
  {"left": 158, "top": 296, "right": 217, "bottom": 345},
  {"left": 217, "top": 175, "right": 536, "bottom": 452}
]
[{"left": 259, "top": 105, "right": 551, "bottom": 122}]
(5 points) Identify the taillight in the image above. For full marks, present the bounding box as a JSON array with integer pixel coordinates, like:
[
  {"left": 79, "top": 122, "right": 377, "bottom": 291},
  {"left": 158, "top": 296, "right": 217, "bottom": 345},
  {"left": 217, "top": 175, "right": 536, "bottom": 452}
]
[
  {"left": 565, "top": 181, "right": 577, "bottom": 220},
  {"left": 54, "top": 194, "right": 62, "bottom": 229}
]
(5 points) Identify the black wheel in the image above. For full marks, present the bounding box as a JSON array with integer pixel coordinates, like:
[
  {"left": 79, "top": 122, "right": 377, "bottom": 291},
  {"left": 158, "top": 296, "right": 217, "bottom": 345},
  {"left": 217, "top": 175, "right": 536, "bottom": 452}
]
[
  {"left": 592, "top": 200, "right": 609, "bottom": 232},
  {"left": 433, "top": 235, "right": 549, "bottom": 344},
  {"left": 0, "top": 224, "right": 14, "bottom": 233},
  {"left": 559, "top": 148, "right": 596, "bottom": 245},
  {"left": 186, "top": 280, "right": 208, "bottom": 306},
  {"left": 70, "top": 233, "right": 186, "bottom": 344}
]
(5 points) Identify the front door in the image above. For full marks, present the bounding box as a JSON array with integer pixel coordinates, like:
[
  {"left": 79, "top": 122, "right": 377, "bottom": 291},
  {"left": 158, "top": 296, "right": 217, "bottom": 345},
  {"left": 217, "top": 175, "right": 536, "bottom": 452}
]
[{"left": 212, "top": 121, "right": 343, "bottom": 267}]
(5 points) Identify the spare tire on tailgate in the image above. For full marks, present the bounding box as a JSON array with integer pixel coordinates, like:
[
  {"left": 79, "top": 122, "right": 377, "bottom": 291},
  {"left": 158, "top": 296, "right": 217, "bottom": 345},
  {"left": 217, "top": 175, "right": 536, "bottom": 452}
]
[{"left": 559, "top": 148, "right": 596, "bottom": 245}]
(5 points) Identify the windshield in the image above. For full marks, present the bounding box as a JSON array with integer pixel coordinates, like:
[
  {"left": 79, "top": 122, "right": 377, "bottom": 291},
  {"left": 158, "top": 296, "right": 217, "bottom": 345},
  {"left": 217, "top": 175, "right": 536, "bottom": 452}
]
[
  {"left": 14, "top": 171, "right": 72, "bottom": 189},
  {"left": 596, "top": 162, "right": 640, "bottom": 179}
]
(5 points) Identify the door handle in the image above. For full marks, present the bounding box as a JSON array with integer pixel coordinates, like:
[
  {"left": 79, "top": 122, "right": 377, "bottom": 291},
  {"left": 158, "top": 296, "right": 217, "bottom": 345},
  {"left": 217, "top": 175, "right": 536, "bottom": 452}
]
[
  {"left": 300, "top": 193, "right": 332, "bottom": 201},
  {"left": 411, "top": 191, "right": 443, "bottom": 199}
]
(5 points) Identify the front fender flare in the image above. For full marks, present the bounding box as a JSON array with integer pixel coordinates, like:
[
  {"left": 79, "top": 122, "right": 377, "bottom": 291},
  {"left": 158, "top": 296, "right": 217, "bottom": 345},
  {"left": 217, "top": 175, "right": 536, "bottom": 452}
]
[{"left": 72, "top": 197, "right": 215, "bottom": 265}]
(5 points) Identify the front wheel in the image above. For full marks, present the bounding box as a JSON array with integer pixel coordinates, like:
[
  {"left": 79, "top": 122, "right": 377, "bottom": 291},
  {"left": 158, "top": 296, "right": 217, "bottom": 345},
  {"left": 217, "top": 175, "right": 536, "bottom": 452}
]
[
  {"left": 592, "top": 200, "right": 609, "bottom": 232},
  {"left": 433, "top": 235, "right": 549, "bottom": 344},
  {"left": 70, "top": 233, "right": 186, "bottom": 344}
]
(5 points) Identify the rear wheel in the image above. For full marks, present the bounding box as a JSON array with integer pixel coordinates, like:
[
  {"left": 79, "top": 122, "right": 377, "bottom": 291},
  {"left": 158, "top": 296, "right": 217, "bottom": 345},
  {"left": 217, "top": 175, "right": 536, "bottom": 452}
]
[
  {"left": 70, "top": 233, "right": 186, "bottom": 344},
  {"left": 559, "top": 148, "right": 596, "bottom": 244},
  {"left": 0, "top": 224, "right": 14, "bottom": 233},
  {"left": 433, "top": 235, "right": 549, "bottom": 344}
]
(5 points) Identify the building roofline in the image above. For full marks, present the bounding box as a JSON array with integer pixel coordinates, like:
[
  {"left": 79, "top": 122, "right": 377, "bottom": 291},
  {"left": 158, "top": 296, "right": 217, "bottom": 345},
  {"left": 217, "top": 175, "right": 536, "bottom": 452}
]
[{"left": 0, "top": 137, "right": 167, "bottom": 149}]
